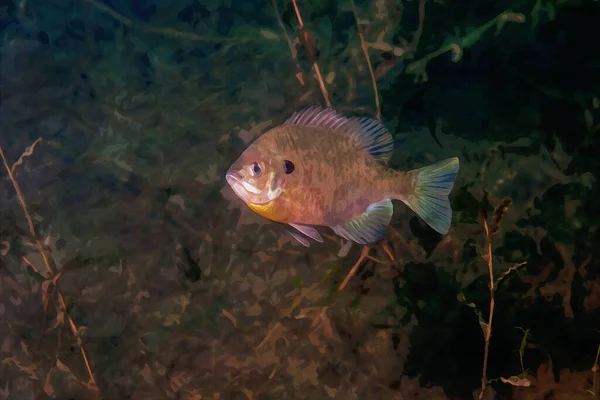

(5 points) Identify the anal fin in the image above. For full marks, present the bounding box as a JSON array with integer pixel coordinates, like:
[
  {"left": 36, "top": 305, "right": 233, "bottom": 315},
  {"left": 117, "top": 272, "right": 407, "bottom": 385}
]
[
  {"left": 331, "top": 200, "right": 393, "bottom": 244},
  {"left": 289, "top": 223, "right": 324, "bottom": 243},
  {"left": 289, "top": 231, "right": 310, "bottom": 247}
]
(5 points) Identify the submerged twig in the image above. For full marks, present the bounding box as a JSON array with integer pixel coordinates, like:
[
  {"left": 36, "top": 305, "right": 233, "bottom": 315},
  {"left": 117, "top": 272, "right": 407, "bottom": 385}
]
[
  {"left": 255, "top": 322, "right": 283, "bottom": 352},
  {"left": 515, "top": 327, "right": 531, "bottom": 376},
  {"left": 349, "top": 0, "right": 381, "bottom": 120},
  {"left": 478, "top": 217, "right": 494, "bottom": 400},
  {"left": 411, "top": 0, "right": 426, "bottom": 49},
  {"left": 271, "top": 0, "right": 305, "bottom": 85},
  {"left": 381, "top": 242, "right": 395, "bottom": 262},
  {"left": 477, "top": 201, "right": 526, "bottom": 399},
  {"left": 0, "top": 145, "right": 55, "bottom": 277},
  {"left": 405, "top": 10, "right": 525, "bottom": 82},
  {"left": 0, "top": 142, "right": 100, "bottom": 396},
  {"left": 338, "top": 245, "right": 369, "bottom": 292},
  {"left": 58, "top": 293, "right": 98, "bottom": 392},
  {"left": 11, "top": 138, "right": 42, "bottom": 174},
  {"left": 290, "top": 0, "right": 331, "bottom": 107},
  {"left": 82, "top": 0, "right": 242, "bottom": 43},
  {"left": 22, "top": 255, "right": 44, "bottom": 276}
]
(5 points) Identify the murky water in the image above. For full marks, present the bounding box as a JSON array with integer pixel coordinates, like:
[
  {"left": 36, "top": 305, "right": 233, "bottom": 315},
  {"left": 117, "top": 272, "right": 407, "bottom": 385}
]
[{"left": 1, "top": 1, "right": 599, "bottom": 399}]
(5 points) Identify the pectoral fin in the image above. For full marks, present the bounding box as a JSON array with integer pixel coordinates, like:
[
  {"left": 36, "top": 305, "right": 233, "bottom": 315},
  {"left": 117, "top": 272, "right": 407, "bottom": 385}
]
[{"left": 331, "top": 200, "right": 393, "bottom": 244}]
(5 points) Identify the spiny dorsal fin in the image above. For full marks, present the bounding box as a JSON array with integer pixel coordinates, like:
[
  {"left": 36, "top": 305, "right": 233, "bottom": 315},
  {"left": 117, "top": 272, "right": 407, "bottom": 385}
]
[
  {"left": 285, "top": 106, "right": 348, "bottom": 130},
  {"left": 285, "top": 106, "right": 395, "bottom": 162},
  {"left": 331, "top": 199, "right": 393, "bottom": 244}
]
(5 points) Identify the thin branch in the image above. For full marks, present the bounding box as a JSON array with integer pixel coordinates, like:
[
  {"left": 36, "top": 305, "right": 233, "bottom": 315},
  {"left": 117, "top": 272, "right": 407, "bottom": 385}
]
[
  {"left": 495, "top": 261, "right": 526, "bottom": 287},
  {"left": 270, "top": 0, "right": 305, "bottom": 85},
  {"left": 255, "top": 322, "right": 283, "bottom": 352},
  {"left": 366, "top": 255, "right": 386, "bottom": 264},
  {"left": 381, "top": 242, "right": 395, "bottom": 262},
  {"left": 11, "top": 138, "right": 42, "bottom": 174},
  {"left": 478, "top": 217, "right": 494, "bottom": 400},
  {"left": 0, "top": 142, "right": 100, "bottom": 396},
  {"left": 290, "top": 0, "right": 331, "bottom": 107},
  {"left": 82, "top": 0, "right": 242, "bottom": 43},
  {"left": 411, "top": 0, "right": 426, "bottom": 49},
  {"left": 405, "top": 11, "right": 525, "bottom": 82},
  {"left": 22, "top": 255, "right": 44, "bottom": 276},
  {"left": 0, "top": 144, "right": 55, "bottom": 277},
  {"left": 58, "top": 293, "right": 98, "bottom": 392},
  {"left": 290, "top": 0, "right": 305, "bottom": 32},
  {"left": 271, "top": 0, "right": 295, "bottom": 47},
  {"left": 338, "top": 245, "right": 369, "bottom": 292},
  {"left": 349, "top": 0, "right": 381, "bottom": 120}
]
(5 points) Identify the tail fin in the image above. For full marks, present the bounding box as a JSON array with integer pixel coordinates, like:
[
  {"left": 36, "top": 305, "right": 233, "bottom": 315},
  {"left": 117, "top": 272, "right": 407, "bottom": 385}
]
[{"left": 402, "top": 157, "right": 460, "bottom": 234}]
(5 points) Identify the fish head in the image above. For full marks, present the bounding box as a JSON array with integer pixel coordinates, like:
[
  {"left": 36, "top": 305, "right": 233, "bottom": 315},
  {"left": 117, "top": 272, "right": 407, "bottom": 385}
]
[{"left": 225, "top": 141, "right": 295, "bottom": 207}]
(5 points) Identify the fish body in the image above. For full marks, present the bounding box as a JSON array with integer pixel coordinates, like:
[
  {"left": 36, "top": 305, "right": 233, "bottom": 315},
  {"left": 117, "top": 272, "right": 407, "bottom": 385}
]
[{"left": 225, "top": 106, "right": 459, "bottom": 246}]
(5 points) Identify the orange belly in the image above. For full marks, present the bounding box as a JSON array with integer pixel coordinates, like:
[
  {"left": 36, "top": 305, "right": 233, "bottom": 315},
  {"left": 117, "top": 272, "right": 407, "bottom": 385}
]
[{"left": 247, "top": 201, "right": 288, "bottom": 222}]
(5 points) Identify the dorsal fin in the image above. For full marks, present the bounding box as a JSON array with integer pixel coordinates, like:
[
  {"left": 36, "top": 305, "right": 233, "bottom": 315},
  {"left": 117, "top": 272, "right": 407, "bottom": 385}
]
[
  {"left": 284, "top": 106, "right": 395, "bottom": 162},
  {"left": 349, "top": 116, "right": 395, "bottom": 162},
  {"left": 285, "top": 106, "right": 349, "bottom": 130}
]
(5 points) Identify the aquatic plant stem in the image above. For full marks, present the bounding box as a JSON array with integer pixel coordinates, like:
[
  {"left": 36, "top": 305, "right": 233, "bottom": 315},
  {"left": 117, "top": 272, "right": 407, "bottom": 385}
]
[
  {"left": 478, "top": 218, "right": 494, "bottom": 400},
  {"left": 381, "top": 243, "right": 395, "bottom": 262},
  {"left": 338, "top": 245, "right": 370, "bottom": 292},
  {"left": 0, "top": 143, "right": 100, "bottom": 396},
  {"left": 270, "top": 0, "right": 305, "bottom": 85},
  {"left": 405, "top": 10, "right": 525, "bottom": 82},
  {"left": 255, "top": 322, "right": 283, "bottom": 352},
  {"left": 11, "top": 138, "right": 42, "bottom": 174},
  {"left": 0, "top": 144, "right": 55, "bottom": 277},
  {"left": 58, "top": 293, "right": 98, "bottom": 391},
  {"left": 82, "top": 0, "right": 241, "bottom": 43},
  {"left": 349, "top": 0, "right": 381, "bottom": 121},
  {"left": 290, "top": 0, "right": 331, "bottom": 107},
  {"left": 411, "top": 0, "right": 426, "bottom": 49}
]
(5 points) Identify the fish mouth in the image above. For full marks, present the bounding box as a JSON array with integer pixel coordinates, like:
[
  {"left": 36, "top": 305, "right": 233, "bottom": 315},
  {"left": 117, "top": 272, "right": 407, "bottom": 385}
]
[
  {"left": 225, "top": 171, "right": 242, "bottom": 185},
  {"left": 225, "top": 171, "right": 270, "bottom": 205},
  {"left": 225, "top": 172, "right": 246, "bottom": 199},
  {"left": 225, "top": 171, "right": 241, "bottom": 186}
]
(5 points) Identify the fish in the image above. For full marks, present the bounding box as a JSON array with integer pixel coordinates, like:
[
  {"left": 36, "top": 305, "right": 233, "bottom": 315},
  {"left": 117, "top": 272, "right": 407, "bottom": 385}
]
[{"left": 225, "top": 106, "right": 460, "bottom": 247}]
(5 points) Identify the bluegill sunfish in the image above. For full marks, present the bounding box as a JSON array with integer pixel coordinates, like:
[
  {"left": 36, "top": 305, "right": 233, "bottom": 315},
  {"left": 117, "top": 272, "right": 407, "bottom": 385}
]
[{"left": 225, "top": 106, "right": 460, "bottom": 246}]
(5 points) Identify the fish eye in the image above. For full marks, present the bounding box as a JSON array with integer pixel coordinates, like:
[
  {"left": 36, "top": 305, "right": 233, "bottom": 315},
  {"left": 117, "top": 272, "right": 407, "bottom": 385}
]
[
  {"left": 283, "top": 160, "right": 294, "bottom": 174},
  {"left": 250, "top": 162, "right": 261, "bottom": 176}
]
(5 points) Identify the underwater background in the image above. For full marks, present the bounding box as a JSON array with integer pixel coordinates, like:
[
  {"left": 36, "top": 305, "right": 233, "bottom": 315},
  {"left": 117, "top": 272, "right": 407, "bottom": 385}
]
[{"left": 1, "top": 0, "right": 599, "bottom": 399}]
